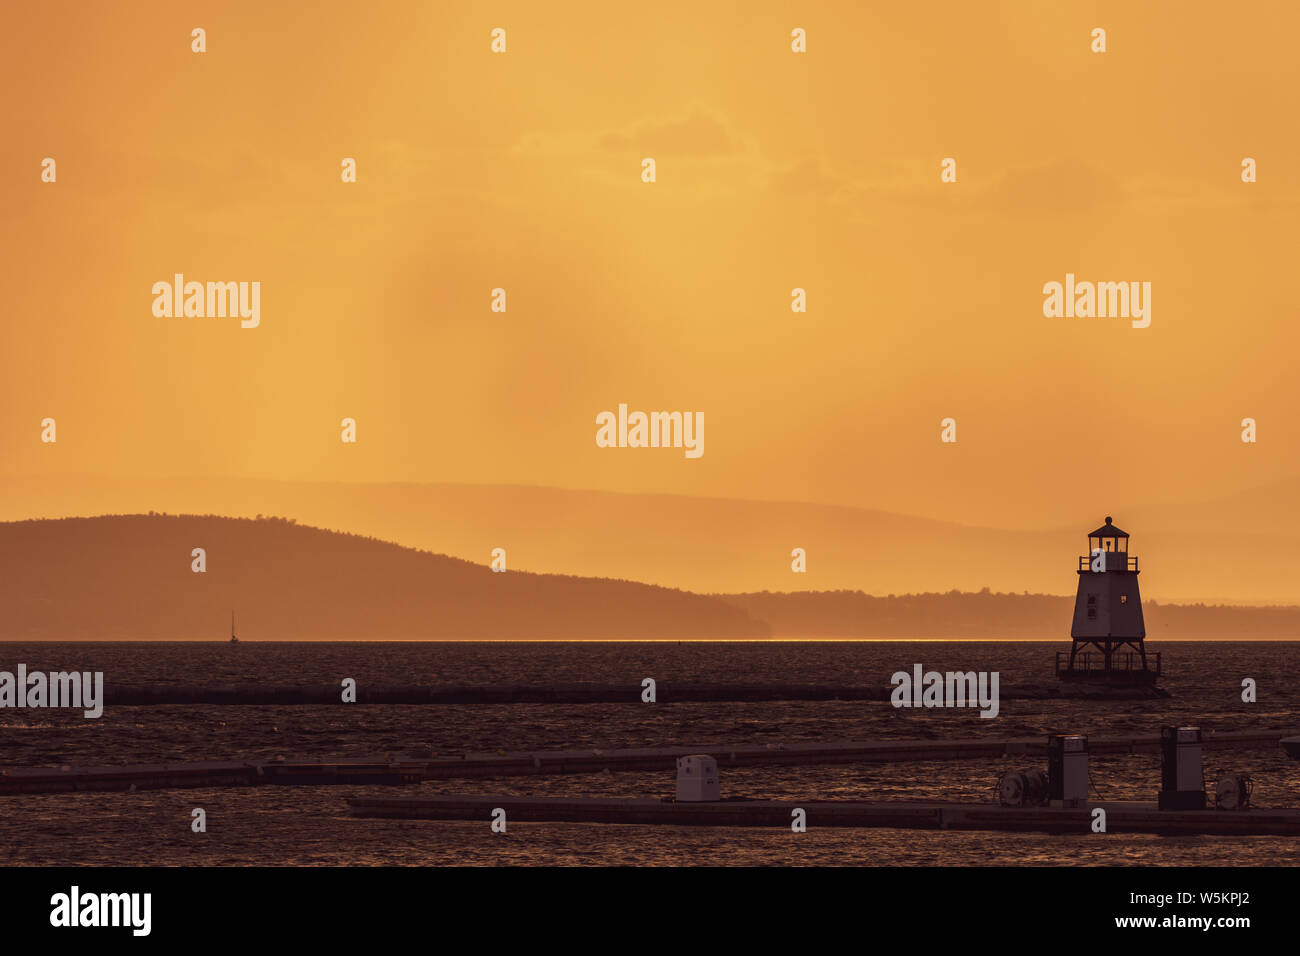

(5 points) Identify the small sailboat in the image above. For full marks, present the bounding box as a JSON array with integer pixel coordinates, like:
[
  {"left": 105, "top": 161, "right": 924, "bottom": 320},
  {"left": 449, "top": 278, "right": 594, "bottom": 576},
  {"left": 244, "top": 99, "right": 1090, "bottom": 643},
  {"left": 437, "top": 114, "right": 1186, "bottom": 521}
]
[{"left": 230, "top": 610, "right": 239, "bottom": 644}]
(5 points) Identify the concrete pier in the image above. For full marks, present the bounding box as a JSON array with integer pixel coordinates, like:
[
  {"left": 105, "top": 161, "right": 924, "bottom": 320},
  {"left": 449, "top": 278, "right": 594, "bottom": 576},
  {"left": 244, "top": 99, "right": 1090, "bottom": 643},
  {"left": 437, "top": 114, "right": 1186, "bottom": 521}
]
[
  {"left": 0, "top": 758, "right": 425, "bottom": 795},
  {"left": 411, "top": 728, "right": 1294, "bottom": 777},
  {"left": 1, "top": 728, "right": 1292, "bottom": 795},
  {"left": 95, "top": 680, "right": 1167, "bottom": 704},
  {"left": 348, "top": 794, "right": 1300, "bottom": 836}
]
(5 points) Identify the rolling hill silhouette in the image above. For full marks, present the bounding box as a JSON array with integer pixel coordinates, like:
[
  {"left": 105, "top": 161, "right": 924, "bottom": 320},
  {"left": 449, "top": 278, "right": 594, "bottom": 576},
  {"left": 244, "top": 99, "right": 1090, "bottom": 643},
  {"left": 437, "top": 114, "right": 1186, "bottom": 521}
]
[{"left": 0, "top": 515, "right": 768, "bottom": 641}]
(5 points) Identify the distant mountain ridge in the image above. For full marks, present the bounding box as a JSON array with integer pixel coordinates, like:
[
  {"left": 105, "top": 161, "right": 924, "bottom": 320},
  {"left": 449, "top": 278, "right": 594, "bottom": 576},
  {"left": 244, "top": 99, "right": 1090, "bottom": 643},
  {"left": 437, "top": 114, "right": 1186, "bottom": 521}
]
[
  {"left": 2, "top": 514, "right": 1299, "bottom": 641},
  {"left": 717, "top": 590, "right": 1300, "bottom": 639},
  {"left": 3, "top": 474, "right": 1300, "bottom": 603}
]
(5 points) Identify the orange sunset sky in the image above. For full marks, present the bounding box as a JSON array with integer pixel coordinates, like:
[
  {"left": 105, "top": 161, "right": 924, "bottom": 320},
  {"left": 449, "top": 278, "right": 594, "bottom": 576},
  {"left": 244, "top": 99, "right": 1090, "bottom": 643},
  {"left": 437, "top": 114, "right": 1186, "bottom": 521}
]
[{"left": 2, "top": 2, "right": 1299, "bottom": 602}]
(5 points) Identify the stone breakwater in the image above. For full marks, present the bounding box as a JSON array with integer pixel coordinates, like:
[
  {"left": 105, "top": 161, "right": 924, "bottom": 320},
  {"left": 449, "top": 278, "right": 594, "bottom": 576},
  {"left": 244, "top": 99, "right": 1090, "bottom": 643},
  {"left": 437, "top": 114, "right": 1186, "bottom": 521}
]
[{"left": 94, "top": 680, "right": 1168, "bottom": 705}]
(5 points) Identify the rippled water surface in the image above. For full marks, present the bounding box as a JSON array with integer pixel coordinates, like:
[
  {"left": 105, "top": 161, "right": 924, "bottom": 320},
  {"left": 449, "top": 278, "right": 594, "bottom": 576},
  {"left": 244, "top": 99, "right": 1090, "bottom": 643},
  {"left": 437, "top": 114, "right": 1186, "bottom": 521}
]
[{"left": 1, "top": 641, "right": 1297, "bottom": 865}]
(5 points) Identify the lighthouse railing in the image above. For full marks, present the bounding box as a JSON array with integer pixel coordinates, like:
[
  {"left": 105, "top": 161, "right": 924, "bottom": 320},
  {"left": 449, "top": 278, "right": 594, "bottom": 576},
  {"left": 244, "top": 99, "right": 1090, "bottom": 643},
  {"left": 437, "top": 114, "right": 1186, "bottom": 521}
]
[
  {"left": 1056, "top": 650, "right": 1161, "bottom": 676},
  {"left": 1077, "top": 555, "right": 1140, "bottom": 572}
]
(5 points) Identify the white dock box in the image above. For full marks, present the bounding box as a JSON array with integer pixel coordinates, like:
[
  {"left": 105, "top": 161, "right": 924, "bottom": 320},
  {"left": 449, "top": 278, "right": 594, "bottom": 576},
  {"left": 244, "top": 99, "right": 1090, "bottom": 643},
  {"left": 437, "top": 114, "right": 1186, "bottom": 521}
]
[
  {"left": 1047, "top": 734, "right": 1089, "bottom": 807},
  {"left": 1175, "top": 729, "right": 1203, "bottom": 791},
  {"left": 1158, "top": 726, "right": 1207, "bottom": 810},
  {"left": 675, "top": 754, "right": 720, "bottom": 802}
]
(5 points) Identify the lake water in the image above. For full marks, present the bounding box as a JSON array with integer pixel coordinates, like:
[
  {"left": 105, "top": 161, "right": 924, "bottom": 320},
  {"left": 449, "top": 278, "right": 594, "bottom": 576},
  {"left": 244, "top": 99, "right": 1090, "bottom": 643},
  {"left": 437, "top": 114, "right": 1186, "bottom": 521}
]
[{"left": 1, "top": 641, "right": 1297, "bottom": 865}]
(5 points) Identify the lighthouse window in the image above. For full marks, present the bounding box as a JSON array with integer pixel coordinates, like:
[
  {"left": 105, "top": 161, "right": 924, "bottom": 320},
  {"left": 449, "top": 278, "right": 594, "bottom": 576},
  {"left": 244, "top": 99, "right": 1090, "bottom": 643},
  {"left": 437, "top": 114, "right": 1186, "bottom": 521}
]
[{"left": 1121, "top": 595, "right": 1128, "bottom": 604}]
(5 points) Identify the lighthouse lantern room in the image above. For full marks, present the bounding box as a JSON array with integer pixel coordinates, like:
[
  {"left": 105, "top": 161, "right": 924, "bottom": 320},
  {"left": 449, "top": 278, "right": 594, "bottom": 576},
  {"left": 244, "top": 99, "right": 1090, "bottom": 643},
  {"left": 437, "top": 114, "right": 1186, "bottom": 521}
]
[{"left": 1059, "top": 516, "right": 1160, "bottom": 683}]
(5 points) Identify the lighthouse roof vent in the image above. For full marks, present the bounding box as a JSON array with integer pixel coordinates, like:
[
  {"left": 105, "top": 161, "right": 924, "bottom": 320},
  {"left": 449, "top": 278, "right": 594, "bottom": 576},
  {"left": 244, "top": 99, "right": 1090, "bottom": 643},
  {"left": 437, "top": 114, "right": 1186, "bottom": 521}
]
[{"left": 1088, "top": 516, "right": 1129, "bottom": 538}]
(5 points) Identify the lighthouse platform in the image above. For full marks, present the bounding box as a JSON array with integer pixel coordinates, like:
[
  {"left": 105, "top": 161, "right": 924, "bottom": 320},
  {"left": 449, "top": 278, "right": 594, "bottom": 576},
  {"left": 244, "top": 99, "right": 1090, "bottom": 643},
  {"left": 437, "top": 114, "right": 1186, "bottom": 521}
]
[{"left": 1055, "top": 651, "right": 1161, "bottom": 685}]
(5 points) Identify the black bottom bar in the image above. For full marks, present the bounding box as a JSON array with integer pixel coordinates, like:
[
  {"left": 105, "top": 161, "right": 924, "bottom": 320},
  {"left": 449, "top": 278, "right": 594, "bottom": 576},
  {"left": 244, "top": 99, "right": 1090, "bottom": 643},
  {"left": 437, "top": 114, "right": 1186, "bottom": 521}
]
[{"left": 0, "top": 866, "right": 1271, "bottom": 943}]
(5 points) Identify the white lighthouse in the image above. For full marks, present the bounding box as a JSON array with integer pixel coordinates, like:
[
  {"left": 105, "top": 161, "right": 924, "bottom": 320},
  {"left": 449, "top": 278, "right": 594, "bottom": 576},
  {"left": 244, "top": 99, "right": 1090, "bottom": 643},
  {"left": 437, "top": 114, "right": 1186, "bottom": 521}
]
[{"left": 1059, "top": 517, "right": 1159, "bottom": 683}]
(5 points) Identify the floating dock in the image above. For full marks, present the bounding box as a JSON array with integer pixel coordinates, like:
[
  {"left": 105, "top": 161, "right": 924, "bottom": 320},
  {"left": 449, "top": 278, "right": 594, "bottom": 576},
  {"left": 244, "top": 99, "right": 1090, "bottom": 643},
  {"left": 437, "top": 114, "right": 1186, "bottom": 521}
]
[
  {"left": 409, "top": 728, "right": 1291, "bottom": 778},
  {"left": 0, "top": 758, "right": 425, "bottom": 795},
  {"left": 96, "top": 680, "right": 1167, "bottom": 704},
  {"left": 348, "top": 794, "right": 1300, "bottom": 836},
  {"left": 1, "top": 729, "right": 1293, "bottom": 796}
]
